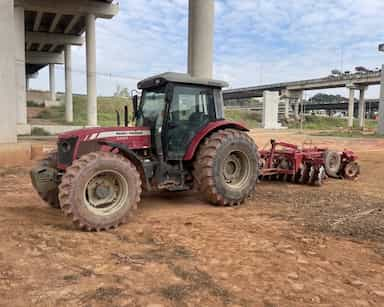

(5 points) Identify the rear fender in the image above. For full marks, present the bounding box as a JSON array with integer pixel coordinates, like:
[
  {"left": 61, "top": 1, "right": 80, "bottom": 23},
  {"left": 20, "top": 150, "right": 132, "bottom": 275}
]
[{"left": 183, "top": 120, "right": 249, "bottom": 161}]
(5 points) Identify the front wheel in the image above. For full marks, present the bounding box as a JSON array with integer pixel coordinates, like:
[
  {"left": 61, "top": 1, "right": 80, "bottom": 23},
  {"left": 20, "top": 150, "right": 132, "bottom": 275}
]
[
  {"left": 59, "top": 152, "right": 142, "bottom": 231},
  {"left": 193, "top": 129, "right": 258, "bottom": 206}
]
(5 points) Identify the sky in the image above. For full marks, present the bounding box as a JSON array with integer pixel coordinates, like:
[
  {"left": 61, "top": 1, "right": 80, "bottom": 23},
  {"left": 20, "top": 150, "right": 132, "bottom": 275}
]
[{"left": 29, "top": 0, "right": 384, "bottom": 98}]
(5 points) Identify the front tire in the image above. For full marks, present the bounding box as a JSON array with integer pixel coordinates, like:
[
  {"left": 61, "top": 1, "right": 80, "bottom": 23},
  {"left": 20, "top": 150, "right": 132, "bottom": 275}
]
[
  {"left": 193, "top": 129, "right": 258, "bottom": 206},
  {"left": 37, "top": 151, "right": 60, "bottom": 209},
  {"left": 58, "top": 152, "right": 142, "bottom": 231}
]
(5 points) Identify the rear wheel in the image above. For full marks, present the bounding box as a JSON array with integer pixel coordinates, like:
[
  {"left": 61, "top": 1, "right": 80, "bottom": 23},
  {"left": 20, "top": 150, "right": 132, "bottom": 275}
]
[
  {"left": 37, "top": 151, "right": 60, "bottom": 209},
  {"left": 193, "top": 129, "right": 258, "bottom": 206},
  {"left": 59, "top": 152, "right": 142, "bottom": 231}
]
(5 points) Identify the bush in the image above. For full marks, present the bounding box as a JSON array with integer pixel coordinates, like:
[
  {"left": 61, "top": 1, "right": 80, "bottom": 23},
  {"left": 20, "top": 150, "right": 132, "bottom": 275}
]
[
  {"left": 31, "top": 127, "right": 51, "bottom": 136},
  {"left": 27, "top": 100, "right": 42, "bottom": 107}
]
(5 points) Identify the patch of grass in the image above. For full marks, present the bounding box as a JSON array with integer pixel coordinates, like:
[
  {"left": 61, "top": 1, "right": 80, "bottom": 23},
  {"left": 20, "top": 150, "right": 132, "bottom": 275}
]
[
  {"left": 312, "top": 130, "right": 384, "bottom": 138},
  {"left": 288, "top": 115, "right": 378, "bottom": 130},
  {"left": 224, "top": 109, "right": 261, "bottom": 128},
  {"left": 31, "top": 127, "right": 51, "bottom": 136},
  {"left": 35, "top": 95, "right": 132, "bottom": 126},
  {"left": 27, "top": 100, "right": 42, "bottom": 107}
]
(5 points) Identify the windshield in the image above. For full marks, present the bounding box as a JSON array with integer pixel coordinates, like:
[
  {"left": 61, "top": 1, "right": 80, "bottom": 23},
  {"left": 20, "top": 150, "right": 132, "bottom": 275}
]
[{"left": 137, "top": 86, "right": 166, "bottom": 127}]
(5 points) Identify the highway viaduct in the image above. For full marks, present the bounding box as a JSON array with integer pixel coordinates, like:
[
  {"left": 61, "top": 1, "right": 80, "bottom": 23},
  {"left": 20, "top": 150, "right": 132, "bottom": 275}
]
[
  {"left": 223, "top": 71, "right": 382, "bottom": 130},
  {"left": 0, "top": 0, "right": 215, "bottom": 144}
]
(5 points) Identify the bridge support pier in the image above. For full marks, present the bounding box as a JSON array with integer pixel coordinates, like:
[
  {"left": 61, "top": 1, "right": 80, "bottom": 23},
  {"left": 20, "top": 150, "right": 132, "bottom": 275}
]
[
  {"left": 358, "top": 86, "right": 367, "bottom": 129},
  {"left": 188, "top": 0, "right": 214, "bottom": 79},
  {"left": 379, "top": 65, "right": 384, "bottom": 135},
  {"left": 348, "top": 87, "right": 355, "bottom": 128}
]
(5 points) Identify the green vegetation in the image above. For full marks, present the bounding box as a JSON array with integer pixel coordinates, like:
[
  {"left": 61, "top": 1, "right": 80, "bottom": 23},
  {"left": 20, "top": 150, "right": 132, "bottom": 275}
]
[
  {"left": 27, "top": 100, "right": 42, "bottom": 107},
  {"left": 312, "top": 130, "right": 383, "bottom": 138},
  {"left": 308, "top": 93, "right": 349, "bottom": 104},
  {"left": 224, "top": 109, "right": 261, "bottom": 128},
  {"left": 31, "top": 127, "right": 51, "bottom": 136},
  {"left": 288, "top": 115, "right": 378, "bottom": 130},
  {"left": 36, "top": 95, "right": 132, "bottom": 126}
]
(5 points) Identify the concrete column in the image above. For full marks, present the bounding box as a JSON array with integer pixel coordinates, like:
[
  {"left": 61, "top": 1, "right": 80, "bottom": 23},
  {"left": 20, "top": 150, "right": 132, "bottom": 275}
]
[
  {"left": 294, "top": 99, "right": 300, "bottom": 120},
  {"left": 49, "top": 64, "right": 56, "bottom": 102},
  {"left": 358, "top": 87, "right": 366, "bottom": 129},
  {"left": 262, "top": 91, "right": 281, "bottom": 129},
  {"left": 14, "top": 6, "right": 27, "bottom": 125},
  {"left": 64, "top": 45, "right": 73, "bottom": 122},
  {"left": 283, "top": 98, "right": 290, "bottom": 120},
  {"left": 0, "top": 0, "right": 17, "bottom": 143},
  {"left": 378, "top": 65, "right": 384, "bottom": 135},
  {"left": 188, "top": 0, "right": 214, "bottom": 78},
  {"left": 348, "top": 87, "right": 355, "bottom": 128},
  {"left": 86, "top": 14, "right": 97, "bottom": 126}
]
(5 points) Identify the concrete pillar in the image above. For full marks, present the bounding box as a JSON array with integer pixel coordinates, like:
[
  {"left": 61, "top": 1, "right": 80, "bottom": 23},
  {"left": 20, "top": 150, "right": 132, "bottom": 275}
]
[
  {"left": 294, "top": 99, "right": 300, "bottom": 120},
  {"left": 64, "top": 45, "right": 73, "bottom": 123},
  {"left": 49, "top": 64, "right": 56, "bottom": 102},
  {"left": 14, "top": 5, "right": 27, "bottom": 125},
  {"left": 358, "top": 87, "right": 366, "bottom": 129},
  {"left": 86, "top": 14, "right": 97, "bottom": 126},
  {"left": 262, "top": 91, "right": 281, "bottom": 129},
  {"left": 0, "top": 0, "right": 17, "bottom": 143},
  {"left": 378, "top": 65, "right": 384, "bottom": 135},
  {"left": 187, "top": 0, "right": 214, "bottom": 78},
  {"left": 283, "top": 98, "right": 290, "bottom": 120},
  {"left": 348, "top": 87, "right": 355, "bottom": 128}
]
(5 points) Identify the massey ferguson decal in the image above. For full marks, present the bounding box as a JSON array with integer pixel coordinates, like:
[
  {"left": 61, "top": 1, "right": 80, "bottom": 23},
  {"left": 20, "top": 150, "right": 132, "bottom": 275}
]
[{"left": 85, "top": 130, "right": 151, "bottom": 141}]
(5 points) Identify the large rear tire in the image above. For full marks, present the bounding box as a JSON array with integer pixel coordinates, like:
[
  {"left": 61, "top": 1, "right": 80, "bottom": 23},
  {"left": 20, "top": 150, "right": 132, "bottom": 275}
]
[
  {"left": 58, "top": 152, "right": 142, "bottom": 231},
  {"left": 37, "top": 151, "right": 60, "bottom": 209},
  {"left": 193, "top": 129, "right": 258, "bottom": 206}
]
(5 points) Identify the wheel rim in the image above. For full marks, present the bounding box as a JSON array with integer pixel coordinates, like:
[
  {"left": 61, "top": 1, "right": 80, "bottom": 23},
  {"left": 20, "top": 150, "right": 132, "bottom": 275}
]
[
  {"left": 222, "top": 150, "right": 251, "bottom": 189},
  {"left": 345, "top": 162, "right": 359, "bottom": 179},
  {"left": 84, "top": 170, "right": 129, "bottom": 216}
]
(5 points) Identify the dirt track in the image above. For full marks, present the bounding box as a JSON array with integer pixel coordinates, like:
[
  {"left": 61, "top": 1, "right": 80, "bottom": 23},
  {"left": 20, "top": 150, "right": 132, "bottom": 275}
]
[{"left": 0, "top": 131, "right": 383, "bottom": 306}]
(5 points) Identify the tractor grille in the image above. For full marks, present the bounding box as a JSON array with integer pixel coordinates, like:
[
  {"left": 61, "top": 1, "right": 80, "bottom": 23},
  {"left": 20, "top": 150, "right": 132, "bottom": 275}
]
[{"left": 58, "top": 137, "right": 78, "bottom": 166}]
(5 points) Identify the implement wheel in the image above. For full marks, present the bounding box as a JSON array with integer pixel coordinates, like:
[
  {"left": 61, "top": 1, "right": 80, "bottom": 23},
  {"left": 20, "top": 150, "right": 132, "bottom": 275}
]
[
  {"left": 324, "top": 151, "right": 341, "bottom": 178},
  {"left": 59, "top": 152, "right": 142, "bottom": 231},
  {"left": 36, "top": 151, "right": 60, "bottom": 209},
  {"left": 343, "top": 161, "right": 360, "bottom": 180},
  {"left": 193, "top": 129, "right": 258, "bottom": 206}
]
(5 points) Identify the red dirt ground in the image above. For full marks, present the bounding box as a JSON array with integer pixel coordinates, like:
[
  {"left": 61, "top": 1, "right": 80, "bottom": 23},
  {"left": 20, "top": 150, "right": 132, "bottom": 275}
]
[{"left": 0, "top": 131, "right": 383, "bottom": 306}]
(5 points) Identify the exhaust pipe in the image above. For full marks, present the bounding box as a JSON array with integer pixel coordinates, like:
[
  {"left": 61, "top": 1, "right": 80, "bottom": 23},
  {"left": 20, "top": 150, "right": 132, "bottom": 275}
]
[
  {"left": 124, "top": 106, "right": 128, "bottom": 127},
  {"left": 116, "top": 110, "right": 121, "bottom": 126}
]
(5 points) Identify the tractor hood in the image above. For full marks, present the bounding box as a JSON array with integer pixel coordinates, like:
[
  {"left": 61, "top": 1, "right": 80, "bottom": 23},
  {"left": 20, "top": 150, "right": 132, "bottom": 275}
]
[
  {"left": 57, "top": 127, "right": 152, "bottom": 169},
  {"left": 59, "top": 126, "right": 151, "bottom": 140}
]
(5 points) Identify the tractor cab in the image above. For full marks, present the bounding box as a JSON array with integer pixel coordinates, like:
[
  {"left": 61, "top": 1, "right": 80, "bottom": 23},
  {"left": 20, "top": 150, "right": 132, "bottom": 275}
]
[{"left": 134, "top": 72, "right": 228, "bottom": 161}]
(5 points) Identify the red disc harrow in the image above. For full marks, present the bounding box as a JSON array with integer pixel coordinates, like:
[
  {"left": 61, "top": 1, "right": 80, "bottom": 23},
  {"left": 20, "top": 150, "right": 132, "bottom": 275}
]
[{"left": 258, "top": 140, "right": 360, "bottom": 186}]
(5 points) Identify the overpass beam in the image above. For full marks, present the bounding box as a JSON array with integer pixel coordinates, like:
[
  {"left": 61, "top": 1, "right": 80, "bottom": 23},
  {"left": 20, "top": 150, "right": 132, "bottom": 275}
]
[
  {"left": 348, "top": 87, "right": 355, "bottom": 128},
  {"left": 188, "top": 0, "right": 214, "bottom": 78},
  {"left": 358, "top": 86, "right": 367, "bottom": 129}
]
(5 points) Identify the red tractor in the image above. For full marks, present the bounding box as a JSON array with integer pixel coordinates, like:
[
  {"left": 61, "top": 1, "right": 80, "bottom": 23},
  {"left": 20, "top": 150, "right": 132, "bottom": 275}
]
[{"left": 31, "top": 73, "right": 259, "bottom": 231}]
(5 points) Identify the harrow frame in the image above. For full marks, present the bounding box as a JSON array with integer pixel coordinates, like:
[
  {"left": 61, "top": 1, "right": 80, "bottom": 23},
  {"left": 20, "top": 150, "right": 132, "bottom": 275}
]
[{"left": 259, "top": 140, "right": 359, "bottom": 186}]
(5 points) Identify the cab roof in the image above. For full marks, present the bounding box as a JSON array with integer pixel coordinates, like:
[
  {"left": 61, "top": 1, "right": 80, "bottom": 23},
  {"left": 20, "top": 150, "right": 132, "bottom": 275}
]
[{"left": 137, "top": 72, "right": 229, "bottom": 90}]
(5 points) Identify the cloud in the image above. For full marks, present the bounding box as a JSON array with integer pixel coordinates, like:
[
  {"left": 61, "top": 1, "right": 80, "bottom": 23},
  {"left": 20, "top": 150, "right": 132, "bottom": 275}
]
[{"left": 30, "top": 0, "right": 384, "bottom": 98}]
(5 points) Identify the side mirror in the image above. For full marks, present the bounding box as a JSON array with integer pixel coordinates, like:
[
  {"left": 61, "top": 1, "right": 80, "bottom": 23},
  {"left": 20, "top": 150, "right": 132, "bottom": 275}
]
[{"left": 132, "top": 95, "right": 138, "bottom": 119}]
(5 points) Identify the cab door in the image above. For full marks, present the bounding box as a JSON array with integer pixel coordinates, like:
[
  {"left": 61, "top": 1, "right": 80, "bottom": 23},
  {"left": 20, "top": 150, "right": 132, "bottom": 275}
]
[{"left": 165, "top": 85, "right": 216, "bottom": 160}]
